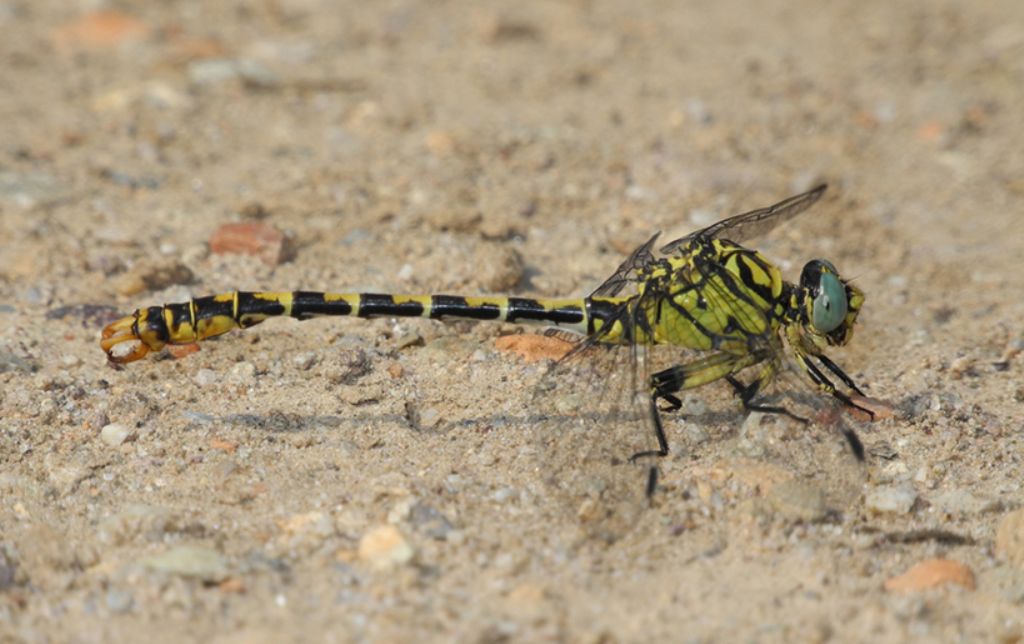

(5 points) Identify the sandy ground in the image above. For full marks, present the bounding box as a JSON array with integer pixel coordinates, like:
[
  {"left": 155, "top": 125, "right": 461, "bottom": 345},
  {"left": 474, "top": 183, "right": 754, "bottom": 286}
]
[{"left": 2, "top": 1, "right": 1024, "bottom": 641}]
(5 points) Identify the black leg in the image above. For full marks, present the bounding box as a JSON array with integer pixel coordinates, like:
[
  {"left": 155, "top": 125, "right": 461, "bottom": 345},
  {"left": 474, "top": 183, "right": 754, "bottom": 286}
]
[
  {"left": 659, "top": 393, "right": 682, "bottom": 413},
  {"left": 802, "top": 358, "right": 876, "bottom": 420},
  {"left": 815, "top": 354, "right": 866, "bottom": 396},
  {"left": 649, "top": 366, "right": 682, "bottom": 411},
  {"left": 629, "top": 394, "right": 671, "bottom": 462},
  {"left": 726, "top": 375, "right": 808, "bottom": 424},
  {"left": 796, "top": 358, "right": 868, "bottom": 461},
  {"left": 645, "top": 466, "right": 659, "bottom": 500}
]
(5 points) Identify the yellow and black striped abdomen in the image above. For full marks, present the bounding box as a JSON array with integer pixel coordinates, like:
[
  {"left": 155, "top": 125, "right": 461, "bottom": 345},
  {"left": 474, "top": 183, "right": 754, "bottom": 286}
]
[{"left": 101, "top": 290, "right": 630, "bottom": 363}]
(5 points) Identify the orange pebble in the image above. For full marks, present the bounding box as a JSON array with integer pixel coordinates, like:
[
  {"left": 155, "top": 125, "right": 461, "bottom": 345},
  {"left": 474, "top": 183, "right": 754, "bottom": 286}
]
[
  {"left": 884, "top": 558, "right": 976, "bottom": 592},
  {"left": 494, "top": 333, "right": 574, "bottom": 362},
  {"left": 209, "top": 221, "right": 286, "bottom": 266},
  {"left": 916, "top": 120, "right": 945, "bottom": 142},
  {"left": 209, "top": 437, "right": 237, "bottom": 453},
  {"left": 167, "top": 343, "right": 201, "bottom": 359},
  {"left": 52, "top": 11, "right": 150, "bottom": 51}
]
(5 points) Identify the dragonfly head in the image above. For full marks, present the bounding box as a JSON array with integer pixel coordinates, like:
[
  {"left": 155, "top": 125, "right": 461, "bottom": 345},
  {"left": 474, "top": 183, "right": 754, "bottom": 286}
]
[{"left": 798, "top": 259, "right": 863, "bottom": 347}]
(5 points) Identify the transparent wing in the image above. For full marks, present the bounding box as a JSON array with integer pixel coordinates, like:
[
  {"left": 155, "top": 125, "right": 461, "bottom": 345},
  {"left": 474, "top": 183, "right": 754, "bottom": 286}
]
[
  {"left": 659, "top": 184, "right": 827, "bottom": 255},
  {"left": 589, "top": 232, "right": 661, "bottom": 297},
  {"left": 529, "top": 292, "right": 665, "bottom": 543}
]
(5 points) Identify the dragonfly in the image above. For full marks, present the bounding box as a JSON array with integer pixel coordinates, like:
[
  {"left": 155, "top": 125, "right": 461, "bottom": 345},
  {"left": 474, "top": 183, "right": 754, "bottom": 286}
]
[{"left": 101, "top": 184, "right": 871, "bottom": 487}]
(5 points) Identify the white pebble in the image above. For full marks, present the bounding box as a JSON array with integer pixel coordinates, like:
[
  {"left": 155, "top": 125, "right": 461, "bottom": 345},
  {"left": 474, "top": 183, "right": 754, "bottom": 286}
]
[
  {"left": 195, "top": 369, "right": 217, "bottom": 386},
  {"left": 100, "top": 423, "right": 132, "bottom": 446},
  {"left": 358, "top": 525, "right": 414, "bottom": 570},
  {"left": 865, "top": 483, "right": 918, "bottom": 515},
  {"left": 141, "top": 545, "right": 229, "bottom": 582},
  {"left": 492, "top": 487, "right": 517, "bottom": 503},
  {"left": 229, "top": 362, "right": 256, "bottom": 382}
]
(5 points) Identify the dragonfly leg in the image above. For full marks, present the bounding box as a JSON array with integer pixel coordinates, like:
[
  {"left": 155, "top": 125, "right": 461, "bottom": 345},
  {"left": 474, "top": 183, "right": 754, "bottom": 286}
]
[
  {"left": 794, "top": 354, "right": 868, "bottom": 460},
  {"left": 725, "top": 366, "right": 809, "bottom": 424},
  {"left": 632, "top": 352, "right": 761, "bottom": 463},
  {"left": 796, "top": 353, "right": 875, "bottom": 420},
  {"left": 628, "top": 395, "right": 671, "bottom": 462},
  {"left": 814, "top": 354, "right": 866, "bottom": 396}
]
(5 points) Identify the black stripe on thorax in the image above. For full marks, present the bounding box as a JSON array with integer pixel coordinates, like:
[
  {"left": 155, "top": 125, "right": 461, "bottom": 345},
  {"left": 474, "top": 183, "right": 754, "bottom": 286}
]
[
  {"left": 697, "top": 259, "right": 763, "bottom": 316},
  {"left": 729, "top": 250, "right": 776, "bottom": 305},
  {"left": 430, "top": 295, "right": 502, "bottom": 320}
]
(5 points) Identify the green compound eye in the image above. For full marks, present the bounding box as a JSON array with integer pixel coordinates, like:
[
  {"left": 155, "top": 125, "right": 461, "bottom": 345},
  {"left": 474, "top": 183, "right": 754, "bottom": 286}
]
[{"left": 812, "top": 271, "right": 848, "bottom": 333}]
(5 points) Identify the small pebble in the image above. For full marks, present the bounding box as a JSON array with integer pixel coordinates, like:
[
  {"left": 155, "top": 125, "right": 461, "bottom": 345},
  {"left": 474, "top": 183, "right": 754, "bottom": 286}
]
[
  {"left": 394, "top": 334, "right": 424, "bottom": 350},
  {"left": 948, "top": 356, "right": 975, "bottom": 379},
  {"left": 229, "top": 362, "right": 256, "bottom": 382},
  {"left": 505, "top": 582, "right": 548, "bottom": 621},
  {"left": 0, "top": 547, "right": 16, "bottom": 590},
  {"left": 188, "top": 58, "right": 278, "bottom": 88},
  {"left": 931, "top": 488, "right": 993, "bottom": 516},
  {"left": 386, "top": 497, "right": 415, "bottom": 524},
  {"left": 996, "top": 509, "right": 1024, "bottom": 568},
  {"left": 100, "top": 423, "right": 133, "bottom": 446},
  {"left": 493, "top": 333, "right": 574, "bottom": 362},
  {"left": 195, "top": 369, "right": 217, "bottom": 386},
  {"left": 208, "top": 437, "right": 237, "bottom": 453},
  {"left": 409, "top": 503, "right": 454, "bottom": 540},
  {"left": 424, "top": 130, "right": 457, "bottom": 156},
  {"left": 97, "top": 504, "right": 176, "bottom": 546},
  {"left": 418, "top": 407, "right": 441, "bottom": 428},
  {"left": 0, "top": 170, "right": 68, "bottom": 208},
  {"left": 105, "top": 589, "right": 134, "bottom": 613},
  {"left": 141, "top": 545, "right": 229, "bottom": 582},
  {"left": 492, "top": 487, "right": 517, "bottom": 504},
  {"left": 766, "top": 479, "right": 828, "bottom": 522},
  {"left": 277, "top": 511, "right": 333, "bottom": 541},
  {"left": 181, "top": 410, "right": 214, "bottom": 425},
  {"left": 0, "top": 351, "right": 37, "bottom": 374},
  {"left": 111, "top": 273, "right": 147, "bottom": 297},
  {"left": 358, "top": 525, "right": 414, "bottom": 570},
  {"left": 865, "top": 483, "right": 917, "bottom": 515},
  {"left": 292, "top": 352, "right": 317, "bottom": 370},
  {"left": 113, "top": 260, "right": 194, "bottom": 297},
  {"left": 167, "top": 343, "right": 201, "bottom": 360},
  {"left": 209, "top": 221, "right": 286, "bottom": 266},
  {"left": 218, "top": 577, "right": 246, "bottom": 594},
  {"left": 884, "top": 558, "right": 976, "bottom": 592},
  {"left": 51, "top": 11, "right": 149, "bottom": 52}
]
